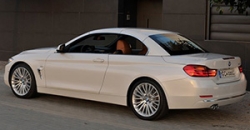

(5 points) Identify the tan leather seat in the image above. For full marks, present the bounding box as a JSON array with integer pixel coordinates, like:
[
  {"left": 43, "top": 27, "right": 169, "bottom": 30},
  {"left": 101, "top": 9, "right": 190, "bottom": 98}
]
[
  {"left": 116, "top": 40, "right": 131, "bottom": 54},
  {"left": 138, "top": 44, "right": 148, "bottom": 55}
]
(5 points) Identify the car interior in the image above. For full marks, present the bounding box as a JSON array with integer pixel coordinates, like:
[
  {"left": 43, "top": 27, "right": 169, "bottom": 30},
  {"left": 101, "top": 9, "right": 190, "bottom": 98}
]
[{"left": 66, "top": 34, "right": 148, "bottom": 55}]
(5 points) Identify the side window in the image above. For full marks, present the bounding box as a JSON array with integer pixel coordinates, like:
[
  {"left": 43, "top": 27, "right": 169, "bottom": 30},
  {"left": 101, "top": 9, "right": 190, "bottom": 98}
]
[
  {"left": 114, "top": 35, "right": 148, "bottom": 55},
  {"left": 67, "top": 34, "right": 118, "bottom": 53}
]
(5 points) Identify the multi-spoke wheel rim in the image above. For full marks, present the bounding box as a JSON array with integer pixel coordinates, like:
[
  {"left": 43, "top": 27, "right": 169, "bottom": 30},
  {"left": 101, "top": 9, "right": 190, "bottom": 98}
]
[
  {"left": 132, "top": 83, "right": 160, "bottom": 117},
  {"left": 11, "top": 67, "right": 32, "bottom": 96}
]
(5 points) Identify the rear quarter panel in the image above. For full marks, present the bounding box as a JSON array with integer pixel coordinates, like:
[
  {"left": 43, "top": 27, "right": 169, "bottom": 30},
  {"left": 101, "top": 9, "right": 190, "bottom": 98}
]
[{"left": 100, "top": 55, "right": 186, "bottom": 99}]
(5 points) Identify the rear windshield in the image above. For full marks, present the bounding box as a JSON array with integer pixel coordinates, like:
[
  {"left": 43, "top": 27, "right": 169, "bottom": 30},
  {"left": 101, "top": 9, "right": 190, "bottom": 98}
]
[{"left": 150, "top": 34, "right": 206, "bottom": 55}]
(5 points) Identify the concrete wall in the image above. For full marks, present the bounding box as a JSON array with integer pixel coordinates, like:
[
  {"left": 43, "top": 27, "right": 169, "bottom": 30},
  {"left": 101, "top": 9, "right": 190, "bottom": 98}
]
[
  {"left": 162, "top": 0, "right": 250, "bottom": 90},
  {"left": 162, "top": 0, "right": 207, "bottom": 40},
  {"left": 0, "top": 0, "right": 118, "bottom": 60}
]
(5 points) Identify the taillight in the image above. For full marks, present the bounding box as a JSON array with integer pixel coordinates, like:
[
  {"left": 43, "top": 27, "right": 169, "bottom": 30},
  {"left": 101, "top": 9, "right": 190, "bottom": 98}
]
[
  {"left": 183, "top": 65, "right": 217, "bottom": 77},
  {"left": 238, "top": 65, "right": 243, "bottom": 73}
]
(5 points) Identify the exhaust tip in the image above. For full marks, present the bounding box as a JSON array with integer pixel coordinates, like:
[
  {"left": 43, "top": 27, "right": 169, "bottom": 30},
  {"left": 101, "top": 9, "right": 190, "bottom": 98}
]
[{"left": 210, "top": 104, "right": 219, "bottom": 110}]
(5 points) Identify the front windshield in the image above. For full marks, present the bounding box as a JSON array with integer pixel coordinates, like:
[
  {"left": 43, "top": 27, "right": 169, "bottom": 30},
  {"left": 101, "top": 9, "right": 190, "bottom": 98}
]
[{"left": 150, "top": 34, "right": 206, "bottom": 55}]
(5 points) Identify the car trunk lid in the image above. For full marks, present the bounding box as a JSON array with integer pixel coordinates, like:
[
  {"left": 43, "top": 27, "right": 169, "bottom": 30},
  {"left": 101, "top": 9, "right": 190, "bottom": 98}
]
[{"left": 163, "top": 53, "right": 242, "bottom": 84}]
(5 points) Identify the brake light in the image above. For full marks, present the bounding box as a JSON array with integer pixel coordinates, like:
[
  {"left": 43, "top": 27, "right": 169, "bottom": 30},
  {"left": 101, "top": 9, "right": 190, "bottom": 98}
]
[
  {"left": 183, "top": 65, "right": 217, "bottom": 77},
  {"left": 238, "top": 65, "right": 243, "bottom": 73}
]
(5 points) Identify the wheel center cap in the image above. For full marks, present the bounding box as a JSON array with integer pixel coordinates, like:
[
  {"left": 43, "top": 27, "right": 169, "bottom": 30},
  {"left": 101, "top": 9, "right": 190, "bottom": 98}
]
[
  {"left": 21, "top": 79, "right": 25, "bottom": 84},
  {"left": 144, "top": 96, "right": 150, "bottom": 103}
]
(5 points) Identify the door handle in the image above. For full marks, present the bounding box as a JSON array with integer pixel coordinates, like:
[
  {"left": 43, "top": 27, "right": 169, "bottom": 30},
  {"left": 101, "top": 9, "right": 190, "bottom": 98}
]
[{"left": 93, "top": 58, "right": 104, "bottom": 63}]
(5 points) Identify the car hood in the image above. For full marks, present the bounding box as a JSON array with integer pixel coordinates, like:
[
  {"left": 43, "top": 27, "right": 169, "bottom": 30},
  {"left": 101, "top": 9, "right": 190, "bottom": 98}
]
[
  {"left": 163, "top": 53, "right": 241, "bottom": 69},
  {"left": 20, "top": 47, "right": 56, "bottom": 55}
]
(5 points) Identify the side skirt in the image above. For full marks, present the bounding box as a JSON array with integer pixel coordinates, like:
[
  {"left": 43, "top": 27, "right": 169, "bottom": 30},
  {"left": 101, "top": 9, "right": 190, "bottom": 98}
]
[{"left": 37, "top": 87, "right": 127, "bottom": 106}]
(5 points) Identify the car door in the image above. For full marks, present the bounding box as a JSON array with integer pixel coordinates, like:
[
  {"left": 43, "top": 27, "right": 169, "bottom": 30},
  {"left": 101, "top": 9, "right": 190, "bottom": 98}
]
[
  {"left": 100, "top": 34, "right": 152, "bottom": 96},
  {"left": 45, "top": 34, "right": 118, "bottom": 93}
]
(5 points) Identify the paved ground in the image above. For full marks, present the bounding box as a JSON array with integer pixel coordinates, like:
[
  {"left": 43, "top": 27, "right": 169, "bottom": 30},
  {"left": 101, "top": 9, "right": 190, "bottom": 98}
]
[{"left": 0, "top": 61, "right": 249, "bottom": 130}]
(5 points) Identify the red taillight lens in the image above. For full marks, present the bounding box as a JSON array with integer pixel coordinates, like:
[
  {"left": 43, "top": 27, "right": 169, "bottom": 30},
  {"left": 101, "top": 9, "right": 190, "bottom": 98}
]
[
  {"left": 200, "top": 95, "right": 213, "bottom": 98},
  {"left": 183, "top": 65, "right": 217, "bottom": 77},
  {"left": 238, "top": 65, "right": 243, "bottom": 73}
]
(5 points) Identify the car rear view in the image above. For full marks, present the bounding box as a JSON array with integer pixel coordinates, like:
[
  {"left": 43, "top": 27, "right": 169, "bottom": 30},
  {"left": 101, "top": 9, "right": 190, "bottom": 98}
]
[{"left": 150, "top": 33, "right": 247, "bottom": 109}]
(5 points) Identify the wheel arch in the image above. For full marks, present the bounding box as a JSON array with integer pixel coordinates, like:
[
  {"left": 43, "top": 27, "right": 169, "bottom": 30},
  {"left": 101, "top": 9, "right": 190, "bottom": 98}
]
[{"left": 126, "top": 76, "right": 168, "bottom": 107}]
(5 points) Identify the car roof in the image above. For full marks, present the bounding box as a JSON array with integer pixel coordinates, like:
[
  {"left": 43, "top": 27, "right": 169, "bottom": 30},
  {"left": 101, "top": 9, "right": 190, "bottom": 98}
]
[
  {"left": 88, "top": 28, "right": 178, "bottom": 36},
  {"left": 65, "top": 28, "right": 173, "bottom": 56}
]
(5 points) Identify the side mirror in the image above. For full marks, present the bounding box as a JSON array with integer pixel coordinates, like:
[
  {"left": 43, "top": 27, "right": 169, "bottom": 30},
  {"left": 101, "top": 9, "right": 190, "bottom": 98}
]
[{"left": 56, "top": 44, "right": 66, "bottom": 53}]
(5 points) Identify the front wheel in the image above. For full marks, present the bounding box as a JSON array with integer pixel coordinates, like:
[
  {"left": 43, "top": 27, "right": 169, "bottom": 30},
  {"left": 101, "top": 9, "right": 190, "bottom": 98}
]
[
  {"left": 129, "top": 79, "right": 168, "bottom": 120},
  {"left": 9, "top": 63, "right": 37, "bottom": 98}
]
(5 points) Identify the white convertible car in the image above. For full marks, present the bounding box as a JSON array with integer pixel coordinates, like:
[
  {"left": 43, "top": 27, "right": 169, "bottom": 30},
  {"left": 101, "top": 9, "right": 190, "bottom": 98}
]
[{"left": 4, "top": 28, "right": 247, "bottom": 120}]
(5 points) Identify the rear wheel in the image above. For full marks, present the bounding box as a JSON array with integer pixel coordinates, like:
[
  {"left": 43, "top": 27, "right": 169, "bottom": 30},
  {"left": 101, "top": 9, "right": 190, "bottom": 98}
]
[
  {"left": 9, "top": 63, "right": 37, "bottom": 98},
  {"left": 129, "top": 79, "right": 168, "bottom": 120}
]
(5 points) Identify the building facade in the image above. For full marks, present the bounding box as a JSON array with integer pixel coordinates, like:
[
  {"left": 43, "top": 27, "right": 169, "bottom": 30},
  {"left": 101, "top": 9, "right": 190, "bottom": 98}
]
[{"left": 0, "top": 0, "right": 249, "bottom": 90}]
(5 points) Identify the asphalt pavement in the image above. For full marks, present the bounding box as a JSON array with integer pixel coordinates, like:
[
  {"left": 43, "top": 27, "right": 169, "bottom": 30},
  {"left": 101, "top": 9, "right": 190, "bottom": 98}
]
[{"left": 0, "top": 61, "right": 249, "bottom": 130}]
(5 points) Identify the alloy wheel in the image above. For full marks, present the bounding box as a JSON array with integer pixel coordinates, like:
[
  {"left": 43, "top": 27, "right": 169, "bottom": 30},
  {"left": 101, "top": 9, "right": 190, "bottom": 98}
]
[
  {"left": 132, "top": 83, "right": 160, "bottom": 117},
  {"left": 11, "top": 67, "right": 32, "bottom": 96}
]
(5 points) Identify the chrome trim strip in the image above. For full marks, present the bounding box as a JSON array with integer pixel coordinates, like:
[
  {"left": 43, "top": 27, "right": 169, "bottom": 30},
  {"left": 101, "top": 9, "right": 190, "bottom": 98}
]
[{"left": 203, "top": 93, "right": 246, "bottom": 103}]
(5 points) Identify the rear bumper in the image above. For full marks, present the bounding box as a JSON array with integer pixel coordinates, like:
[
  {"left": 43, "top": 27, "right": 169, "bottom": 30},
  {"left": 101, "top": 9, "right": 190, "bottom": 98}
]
[
  {"left": 202, "top": 92, "right": 246, "bottom": 103},
  {"left": 193, "top": 92, "right": 246, "bottom": 109},
  {"left": 162, "top": 74, "right": 247, "bottom": 109}
]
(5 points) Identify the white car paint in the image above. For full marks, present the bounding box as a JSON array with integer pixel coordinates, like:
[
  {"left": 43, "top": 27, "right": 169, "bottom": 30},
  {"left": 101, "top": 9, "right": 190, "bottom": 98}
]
[
  {"left": 4, "top": 28, "right": 247, "bottom": 110},
  {"left": 45, "top": 53, "right": 108, "bottom": 93}
]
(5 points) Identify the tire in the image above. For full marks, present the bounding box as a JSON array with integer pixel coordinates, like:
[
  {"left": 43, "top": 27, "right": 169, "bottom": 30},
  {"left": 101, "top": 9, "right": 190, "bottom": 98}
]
[
  {"left": 129, "top": 79, "right": 168, "bottom": 120},
  {"left": 9, "top": 63, "right": 37, "bottom": 98}
]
